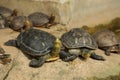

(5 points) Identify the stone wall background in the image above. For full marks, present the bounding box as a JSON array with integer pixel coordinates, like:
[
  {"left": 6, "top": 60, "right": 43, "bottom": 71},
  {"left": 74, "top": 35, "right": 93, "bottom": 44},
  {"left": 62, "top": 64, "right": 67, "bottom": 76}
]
[{"left": 0, "top": 0, "right": 120, "bottom": 26}]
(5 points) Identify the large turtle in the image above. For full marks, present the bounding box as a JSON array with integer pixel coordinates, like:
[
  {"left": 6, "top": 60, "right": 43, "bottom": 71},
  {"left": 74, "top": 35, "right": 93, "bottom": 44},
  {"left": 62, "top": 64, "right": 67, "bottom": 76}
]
[
  {"left": 60, "top": 28, "right": 105, "bottom": 62},
  {"left": 0, "top": 46, "right": 11, "bottom": 64},
  {"left": 93, "top": 29, "right": 120, "bottom": 56},
  {"left": 28, "top": 12, "right": 57, "bottom": 29},
  {"left": 4, "top": 28, "right": 61, "bottom": 67}
]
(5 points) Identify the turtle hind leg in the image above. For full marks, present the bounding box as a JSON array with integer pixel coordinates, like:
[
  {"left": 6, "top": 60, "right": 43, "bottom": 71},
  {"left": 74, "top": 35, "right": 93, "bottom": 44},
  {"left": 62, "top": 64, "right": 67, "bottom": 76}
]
[
  {"left": 90, "top": 52, "right": 105, "bottom": 61},
  {"left": 44, "top": 23, "right": 50, "bottom": 29},
  {"left": 4, "top": 40, "right": 17, "bottom": 47},
  {"left": 59, "top": 51, "right": 77, "bottom": 62},
  {"left": 105, "top": 49, "right": 111, "bottom": 56},
  {"left": 29, "top": 58, "right": 46, "bottom": 68}
]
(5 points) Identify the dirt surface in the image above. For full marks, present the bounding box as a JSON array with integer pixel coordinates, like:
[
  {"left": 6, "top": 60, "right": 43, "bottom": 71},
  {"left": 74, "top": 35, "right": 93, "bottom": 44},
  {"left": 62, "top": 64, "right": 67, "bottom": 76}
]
[{"left": 0, "top": 25, "right": 120, "bottom": 80}]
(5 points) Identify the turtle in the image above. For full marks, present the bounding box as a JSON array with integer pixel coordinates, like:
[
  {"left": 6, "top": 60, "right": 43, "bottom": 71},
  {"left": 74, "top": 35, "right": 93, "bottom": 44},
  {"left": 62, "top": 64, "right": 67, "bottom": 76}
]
[
  {"left": 0, "top": 46, "right": 11, "bottom": 64},
  {"left": 59, "top": 28, "right": 105, "bottom": 62},
  {"left": 0, "top": 6, "right": 18, "bottom": 28},
  {"left": 4, "top": 28, "right": 62, "bottom": 67},
  {"left": 0, "top": 6, "right": 18, "bottom": 20},
  {"left": 93, "top": 29, "right": 120, "bottom": 56},
  {"left": 9, "top": 16, "right": 32, "bottom": 32},
  {"left": 28, "top": 12, "right": 57, "bottom": 29}
]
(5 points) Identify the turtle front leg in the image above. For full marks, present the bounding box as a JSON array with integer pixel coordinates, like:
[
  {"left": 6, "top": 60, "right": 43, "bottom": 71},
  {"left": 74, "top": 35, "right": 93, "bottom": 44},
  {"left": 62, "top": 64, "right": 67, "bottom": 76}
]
[
  {"left": 90, "top": 52, "right": 105, "bottom": 61},
  {"left": 59, "top": 51, "right": 77, "bottom": 62},
  {"left": 105, "top": 48, "right": 111, "bottom": 56},
  {"left": 29, "top": 53, "right": 53, "bottom": 68},
  {"left": 29, "top": 57, "right": 46, "bottom": 68}
]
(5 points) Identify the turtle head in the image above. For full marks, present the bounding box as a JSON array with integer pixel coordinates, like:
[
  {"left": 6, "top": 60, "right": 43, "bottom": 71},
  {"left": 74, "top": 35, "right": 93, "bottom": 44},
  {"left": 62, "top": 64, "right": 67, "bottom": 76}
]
[
  {"left": 52, "top": 38, "right": 62, "bottom": 57},
  {"left": 50, "top": 13, "right": 55, "bottom": 18},
  {"left": 49, "top": 13, "right": 55, "bottom": 24},
  {"left": 81, "top": 52, "right": 91, "bottom": 59},
  {"left": 11, "top": 9, "right": 18, "bottom": 16},
  {"left": 81, "top": 48, "right": 91, "bottom": 59},
  {"left": 24, "top": 20, "right": 32, "bottom": 30}
]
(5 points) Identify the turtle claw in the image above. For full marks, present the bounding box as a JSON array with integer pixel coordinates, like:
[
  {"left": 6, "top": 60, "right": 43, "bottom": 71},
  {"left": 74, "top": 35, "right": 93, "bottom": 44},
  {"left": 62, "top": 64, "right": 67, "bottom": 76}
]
[
  {"left": 105, "top": 50, "right": 111, "bottom": 56},
  {"left": 90, "top": 53, "right": 105, "bottom": 61},
  {"left": 59, "top": 51, "right": 77, "bottom": 62},
  {"left": 29, "top": 58, "right": 46, "bottom": 68}
]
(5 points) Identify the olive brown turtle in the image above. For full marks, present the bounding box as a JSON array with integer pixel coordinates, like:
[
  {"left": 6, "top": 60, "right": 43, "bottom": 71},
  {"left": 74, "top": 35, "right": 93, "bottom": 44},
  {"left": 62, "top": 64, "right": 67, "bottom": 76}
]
[
  {"left": 28, "top": 12, "right": 57, "bottom": 29},
  {"left": 60, "top": 28, "right": 105, "bottom": 62},
  {"left": 0, "top": 6, "right": 18, "bottom": 28},
  {"left": 9, "top": 16, "right": 31, "bottom": 32},
  {"left": 93, "top": 29, "right": 120, "bottom": 56}
]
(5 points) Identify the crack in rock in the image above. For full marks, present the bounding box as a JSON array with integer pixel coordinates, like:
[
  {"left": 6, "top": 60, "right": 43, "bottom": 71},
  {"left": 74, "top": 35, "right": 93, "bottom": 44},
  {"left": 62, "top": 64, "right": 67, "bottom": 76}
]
[{"left": 3, "top": 59, "right": 16, "bottom": 80}]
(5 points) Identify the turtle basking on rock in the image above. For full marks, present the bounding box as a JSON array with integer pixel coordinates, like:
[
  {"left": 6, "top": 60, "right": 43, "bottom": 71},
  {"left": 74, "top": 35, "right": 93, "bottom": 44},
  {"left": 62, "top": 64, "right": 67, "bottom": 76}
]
[
  {"left": 93, "top": 29, "right": 120, "bottom": 56},
  {"left": 0, "top": 6, "right": 18, "bottom": 28},
  {"left": 0, "top": 46, "right": 11, "bottom": 64},
  {"left": 4, "top": 28, "right": 62, "bottom": 67},
  {"left": 0, "top": 6, "right": 18, "bottom": 20},
  {"left": 9, "top": 16, "right": 32, "bottom": 32},
  {"left": 59, "top": 28, "right": 105, "bottom": 62},
  {"left": 28, "top": 12, "right": 57, "bottom": 29}
]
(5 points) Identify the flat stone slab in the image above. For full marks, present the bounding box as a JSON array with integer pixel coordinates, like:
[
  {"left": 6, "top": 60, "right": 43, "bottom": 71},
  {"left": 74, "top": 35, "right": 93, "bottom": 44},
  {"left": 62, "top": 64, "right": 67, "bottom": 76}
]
[{"left": 0, "top": 27, "right": 120, "bottom": 80}]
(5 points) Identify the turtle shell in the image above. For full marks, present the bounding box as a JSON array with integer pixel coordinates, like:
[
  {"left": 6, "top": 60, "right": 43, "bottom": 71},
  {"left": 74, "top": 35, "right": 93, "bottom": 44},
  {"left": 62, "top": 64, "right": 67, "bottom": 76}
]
[
  {"left": 0, "top": 6, "right": 12, "bottom": 19},
  {"left": 61, "top": 28, "right": 97, "bottom": 49},
  {"left": 93, "top": 29, "right": 120, "bottom": 48},
  {"left": 10, "top": 16, "right": 26, "bottom": 31},
  {"left": 28, "top": 12, "right": 49, "bottom": 27},
  {"left": 16, "top": 29, "right": 56, "bottom": 57}
]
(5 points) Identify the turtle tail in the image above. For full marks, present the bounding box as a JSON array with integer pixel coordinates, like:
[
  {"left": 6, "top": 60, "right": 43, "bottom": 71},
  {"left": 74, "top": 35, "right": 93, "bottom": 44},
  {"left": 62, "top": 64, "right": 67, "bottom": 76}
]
[{"left": 4, "top": 40, "right": 17, "bottom": 47}]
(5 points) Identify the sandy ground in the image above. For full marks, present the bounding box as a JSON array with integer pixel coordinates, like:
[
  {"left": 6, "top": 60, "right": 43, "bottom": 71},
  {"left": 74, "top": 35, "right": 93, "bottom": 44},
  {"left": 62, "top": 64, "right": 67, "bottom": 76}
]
[{"left": 0, "top": 25, "right": 120, "bottom": 80}]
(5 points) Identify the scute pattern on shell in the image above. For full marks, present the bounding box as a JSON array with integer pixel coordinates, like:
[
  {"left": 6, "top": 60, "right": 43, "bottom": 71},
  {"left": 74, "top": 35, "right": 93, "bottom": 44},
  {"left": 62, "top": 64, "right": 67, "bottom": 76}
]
[
  {"left": 61, "top": 28, "right": 97, "bottom": 49},
  {"left": 93, "top": 29, "right": 120, "bottom": 47},
  {"left": 16, "top": 29, "right": 56, "bottom": 56}
]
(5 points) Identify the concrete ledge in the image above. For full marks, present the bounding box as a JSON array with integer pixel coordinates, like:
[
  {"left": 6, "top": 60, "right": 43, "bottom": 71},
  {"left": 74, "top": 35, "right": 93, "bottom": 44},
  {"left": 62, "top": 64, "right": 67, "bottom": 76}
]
[
  {"left": 1, "top": 0, "right": 120, "bottom": 26},
  {"left": 0, "top": 0, "right": 120, "bottom": 26}
]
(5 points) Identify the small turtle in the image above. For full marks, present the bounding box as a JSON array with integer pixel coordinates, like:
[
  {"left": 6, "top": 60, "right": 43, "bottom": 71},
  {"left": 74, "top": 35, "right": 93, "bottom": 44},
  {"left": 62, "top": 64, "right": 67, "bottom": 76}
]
[
  {"left": 4, "top": 28, "right": 62, "bottom": 67},
  {"left": 0, "top": 46, "right": 11, "bottom": 64},
  {"left": 0, "top": 6, "right": 18, "bottom": 20},
  {"left": 0, "top": 6, "right": 18, "bottom": 28},
  {"left": 28, "top": 12, "right": 57, "bottom": 29},
  {"left": 93, "top": 29, "right": 120, "bottom": 56},
  {"left": 9, "top": 16, "right": 31, "bottom": 32},
  {"left": 60, "top": 28, "right": 105, "bottom": 62}
]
